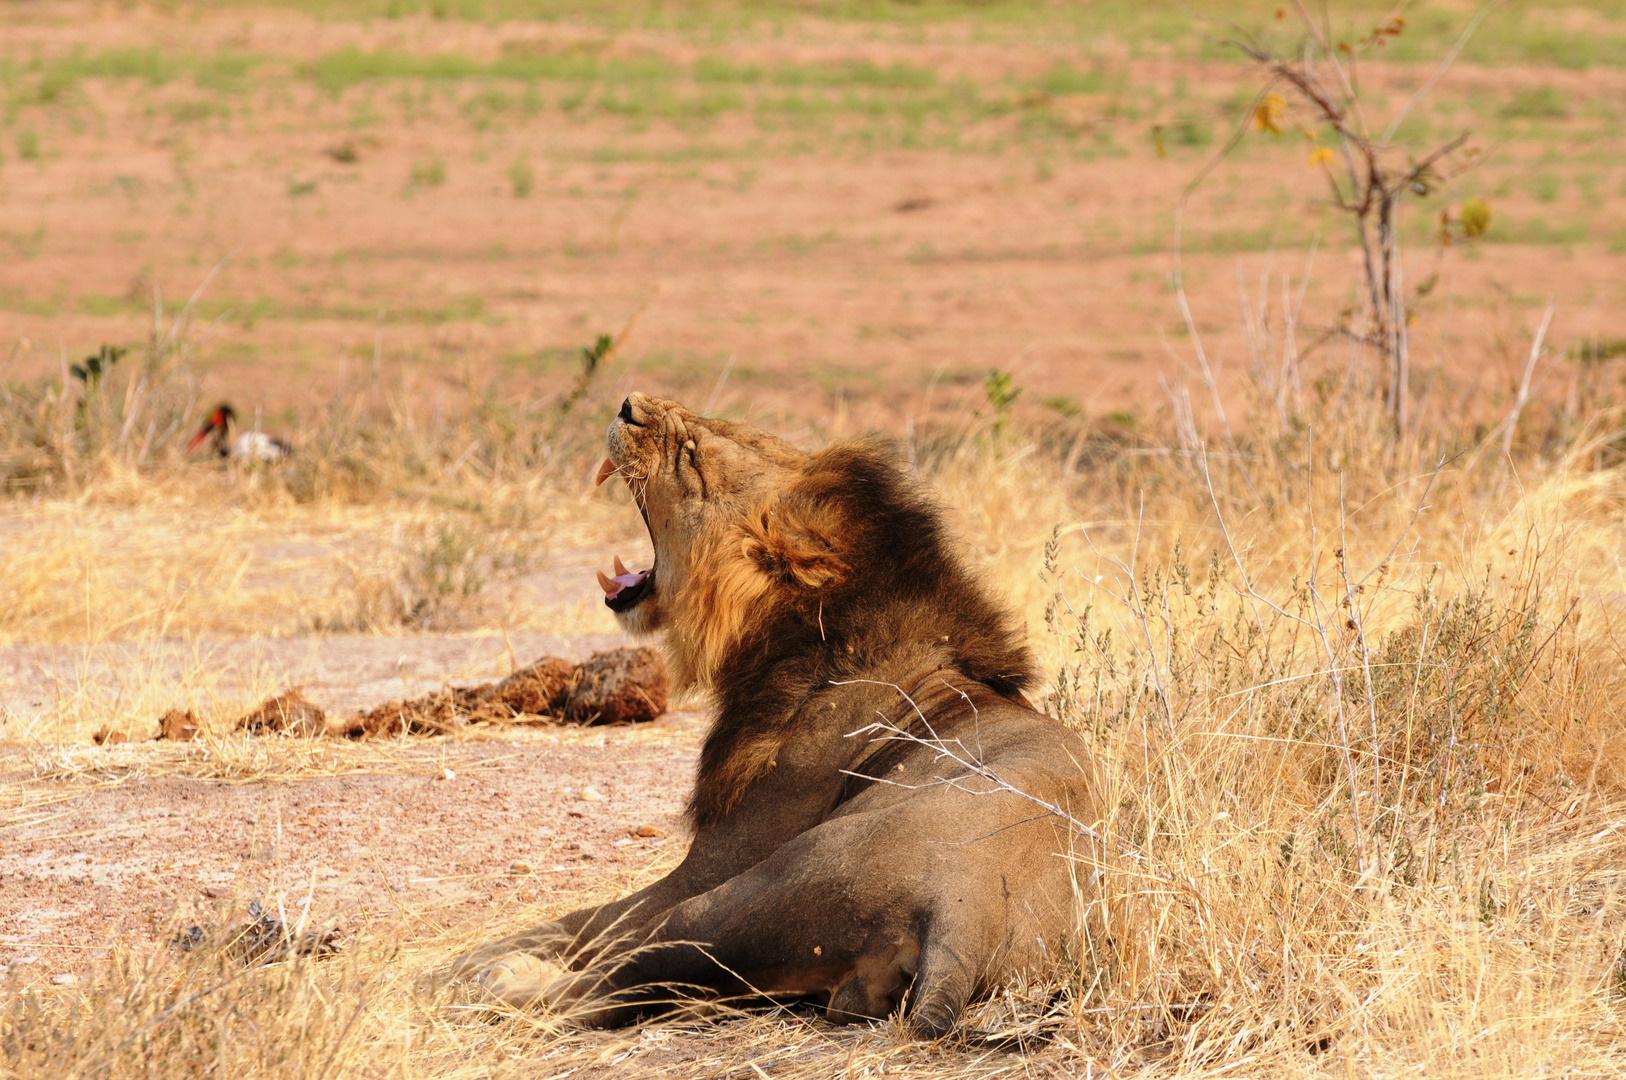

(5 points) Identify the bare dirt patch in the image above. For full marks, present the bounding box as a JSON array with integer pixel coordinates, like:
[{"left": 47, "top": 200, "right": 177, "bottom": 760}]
[
  {"left": 0, "top": 657, "right": 703, "bottom": 987},
  {"left": 0, "top": 629, "right": 700, "bottom": 985}
]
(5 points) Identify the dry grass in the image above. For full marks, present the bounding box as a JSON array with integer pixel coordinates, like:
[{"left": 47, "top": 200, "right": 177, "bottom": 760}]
[
  {"left": 0, "top": 308, "right": 641, "bottom": 648},
  {"left": 5, "top": 282, "right": 1626, "bottom": 1076}
]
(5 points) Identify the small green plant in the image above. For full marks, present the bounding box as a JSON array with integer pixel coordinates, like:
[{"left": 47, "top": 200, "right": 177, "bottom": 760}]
[
  {"left": 410, "top": 156, "right": 446, "bottom": 187},
  {"left": 1038, "top": 63, "right": 1104, "bottom": 96},
  {"left": 17, "top": 130, "right": 41, "bottom": 161},
  {"left": 508, "top": 156, "right": 535, "bottom": 198},
  {"left": 1104, "top": 409, "right": 1137, "bottom": 429},
  {"left": 286, "top": 179, "right": 318, "bottom": 197},
  {"left": 1438, "top": 196, "right": 1494, "bottom": 245},
  {"left": 1, "top": 226, "right": 45, "bottom": 258},
  {"left": 984, "top": 369, "right": 1020, "bottom": 436},
  {"left": 323, "top": 140, "right": 359, "bottom": 164},
  {"left": 69, "top": 344, "right": 125, "bottom": 393},
  {"left": 1460, "top": 196, "right": 1493, "bottom": 238},
  {"left": 1151, "top": 119, "right": 1211, "bottom": 156},
  {"left": 1042, "top": 394, "right": 1082, "bottom": 418},
  {"left": 560, "top": 334, "right": 614, "bottom": 412},
  {"left": 1570, "top": 337, "right": 1626, "bottom": 365}
]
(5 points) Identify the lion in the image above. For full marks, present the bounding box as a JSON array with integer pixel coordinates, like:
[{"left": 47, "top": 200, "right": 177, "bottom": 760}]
[{"left": 453, "top": 392, "right": 1101, "bottom": 1038}]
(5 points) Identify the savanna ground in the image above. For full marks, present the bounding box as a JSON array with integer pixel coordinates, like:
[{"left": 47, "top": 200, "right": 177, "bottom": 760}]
[{"left": 3, "top": 1, "right": 1626, "bottom": 1076}]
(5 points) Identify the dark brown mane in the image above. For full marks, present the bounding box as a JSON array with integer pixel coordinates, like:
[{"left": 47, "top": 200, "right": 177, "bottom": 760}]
[{"left": 689, "top": 437, "right": 1037, "bottom": 826}]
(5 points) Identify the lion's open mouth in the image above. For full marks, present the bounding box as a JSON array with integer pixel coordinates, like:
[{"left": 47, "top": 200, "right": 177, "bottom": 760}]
[
  {"left": 598, "top": 559, "right": 653, "bottom": 612},
  {"left": 595, "top": 457, "right": 655, "bottom": 613}
]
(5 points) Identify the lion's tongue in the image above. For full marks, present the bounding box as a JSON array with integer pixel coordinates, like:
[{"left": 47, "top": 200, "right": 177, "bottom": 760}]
[{"left": 596, "top": 567, "right": 649, "bottom": 599}]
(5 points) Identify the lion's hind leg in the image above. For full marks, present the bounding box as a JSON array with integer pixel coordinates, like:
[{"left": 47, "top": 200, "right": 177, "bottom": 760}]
[
  {"left": 824, "top": 935, "right": 918, "bottom": 1023},
  {"left": 900, "top": 921, "right": 982, "bottom": 1040}
]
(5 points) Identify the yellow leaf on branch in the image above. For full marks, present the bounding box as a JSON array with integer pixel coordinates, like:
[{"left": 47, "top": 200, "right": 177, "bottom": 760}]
[{"left": 1254, "top": 94, "right": 1286, "bottom": 135}]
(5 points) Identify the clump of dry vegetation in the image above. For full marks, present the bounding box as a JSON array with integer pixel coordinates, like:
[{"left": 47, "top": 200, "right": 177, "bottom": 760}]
[{"left": 0, "top": 303, "right": 640, "bottom": 650}]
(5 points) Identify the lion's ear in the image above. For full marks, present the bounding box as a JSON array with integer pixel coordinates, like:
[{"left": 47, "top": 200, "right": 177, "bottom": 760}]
[{"left": 740, "top": 498, "right": 849, "bottom": 589}]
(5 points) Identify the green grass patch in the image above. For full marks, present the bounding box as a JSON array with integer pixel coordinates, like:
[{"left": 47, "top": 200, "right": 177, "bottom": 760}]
[
  {"left": 1036, "top": 62, "right": 1106, "bottom": 96},
  {"left": 16, "top": 50, "right": 264, "bottom": 100},
  {"left": 0, "top": 288, "right": 64, "bottom": 317},
  {"left": 1493, "top": 214, "right": 1592, "bottom": 245},
  {"left": 1503, "top": 85, "right": 1570, "bottom": 119},
  {"left": 507, "top": 156, "right": 535, "bottom": 197},
  {"left": 166, "top": 99, "right": 228, "bottom": 123},
  {"left": 409, "top": 156, "right": 447, "bottom": 186},
  {"left": 11, "top": 4, "right": 1626, "bottom": 77},
  {"left": 696, "top": 55, "right": 935, "bottom": 89},
  {"left": 62, "top": 291, "right": 488, "bottom": 326},
  {"left": 307, "top": 47, "right": 673, "bottom": 92}
]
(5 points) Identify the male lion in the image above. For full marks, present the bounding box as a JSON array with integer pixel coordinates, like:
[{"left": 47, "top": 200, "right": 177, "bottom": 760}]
[{"left": 454, "top": 392, "right": 1100, "bottom": 1038}]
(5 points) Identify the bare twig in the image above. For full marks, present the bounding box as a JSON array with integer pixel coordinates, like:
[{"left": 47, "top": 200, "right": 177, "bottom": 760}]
[{"left": 1502, "top": 301, "right": 1555, "bottom": 455}]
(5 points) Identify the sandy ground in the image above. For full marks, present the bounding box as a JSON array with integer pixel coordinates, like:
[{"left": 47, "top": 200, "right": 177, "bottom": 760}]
[
  {"left": 0, "top": 631, "right": 705, "bottom": 987},
  {"left": 0, "top": 630, "right": 632, "bottom": 720},
  {"left": 2, "top": 4, "right": 1622, "bottom": 433}
]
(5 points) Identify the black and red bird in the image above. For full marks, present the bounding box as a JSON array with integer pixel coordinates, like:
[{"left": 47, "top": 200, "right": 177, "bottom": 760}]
[{"left": 185, "top": 404, "right": 292, "bottom": 462}]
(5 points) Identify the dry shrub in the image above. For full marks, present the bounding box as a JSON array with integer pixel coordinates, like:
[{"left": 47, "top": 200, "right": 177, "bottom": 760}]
[{"left": 1019, "top": 534, "right": 1626, "bottom": 1072}]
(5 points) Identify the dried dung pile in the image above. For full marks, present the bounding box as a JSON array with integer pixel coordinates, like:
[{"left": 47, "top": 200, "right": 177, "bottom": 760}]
[
  {"left": 235, "top": 690, "right": 328, "bottom": 736},
  {"left": 339, "top": 648, "right": 667, "bottom": 735},
  {"left": 489, "top": 655, "right": 578, "bottom": 716},
  {"left": 158, "top": 708, "right": 202, "bottom": 741},
  {"left": 334, "top": 653, "right": 588, "bottom": 737},
  {"left": 338, "top": 687, "right": 488, "bottom": 738},
  {"left": 99, "top": 709, "right": 202, "bottom": 744},
  {"left": 151, "top": 647, "right": 669, "bottom": 741},
  {"left": 563, "top": 645, "right": 668, "bottom": 724}
]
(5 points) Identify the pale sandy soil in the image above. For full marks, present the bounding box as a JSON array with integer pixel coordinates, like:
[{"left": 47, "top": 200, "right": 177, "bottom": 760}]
[{"left": 0, "top": 631, "right": 705, "bottom": 987}]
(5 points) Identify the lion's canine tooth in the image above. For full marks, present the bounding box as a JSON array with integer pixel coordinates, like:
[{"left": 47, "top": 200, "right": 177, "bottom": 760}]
[
  {"left": 613, "top": 555, "right": 630, "bottom": 576},
  {"left": 596, "top": 570, "right": 619, "bottom": 595},
  {"left": 595, "top": 458, "right": 617, "bottom": 487}
]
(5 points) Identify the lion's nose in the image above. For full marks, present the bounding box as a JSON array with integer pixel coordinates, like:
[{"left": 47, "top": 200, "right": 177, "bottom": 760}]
[{"left": 617, "top": 397, "right": 635, "bottom": 424}]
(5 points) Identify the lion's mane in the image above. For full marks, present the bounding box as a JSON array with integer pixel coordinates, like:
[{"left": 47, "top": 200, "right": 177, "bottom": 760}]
[{"left": 683, "top": 438, "right": 1037, "bottom": 826}]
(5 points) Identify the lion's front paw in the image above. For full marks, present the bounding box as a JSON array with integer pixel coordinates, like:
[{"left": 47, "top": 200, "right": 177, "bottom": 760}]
[{"left": 459, "top": 950, "right": 571, "bottom": 1009}]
